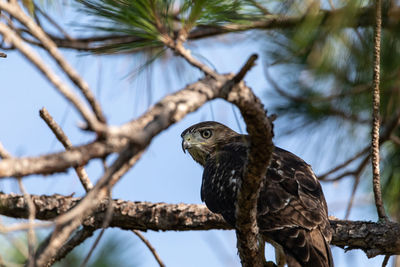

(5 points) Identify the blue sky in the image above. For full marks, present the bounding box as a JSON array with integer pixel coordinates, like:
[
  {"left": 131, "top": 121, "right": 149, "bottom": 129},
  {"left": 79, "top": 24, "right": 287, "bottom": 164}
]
[{"left": 0, "top": 4, "right": 391, "bottom": 266}]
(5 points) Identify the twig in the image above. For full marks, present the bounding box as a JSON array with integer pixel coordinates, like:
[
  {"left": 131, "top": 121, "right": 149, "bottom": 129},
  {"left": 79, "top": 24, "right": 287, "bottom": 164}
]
[
  {"left": 344, "top": 155, "right": 371, "bottom": 219},
  {"left": 34, "top": 4, "right": 71, "bottom": 40},
  {"left": 0, "top": 221, "right": 53, "bottom": 233},
  {"left": 371, "top": 0, "right": 387, "bottom": 220},
  {"left": 17, "top": 178, "right": 36, "bottom": 267},
  {"left": 344, "top": 174, "right": 361, "bottom": 220},
  {"left": 382, "top": 255, "right": 390, "bottom": 267},
  {"left": 0, "top": 142, "right": 12, "bottom": 159},
  {"left": 318, "top": 147, "right": 369, "bottom": 180},
  {"left": 133, "top": 230, "right": 166, "bottom": 267},
  {"left": 39, "top": 107, "right": 93, "bottom": 191},
  {"left": 0, "top": 22, "right": 99, "bottom": 130},
  {"left": 248, "top": 0, "right": 270, "bottom": 14},
  {"left": 44, "top": 227, "right": 95, "bottom": 267},
  {"left": 0, "top": 144, "right": 37, "bottom": 263},
  {"left": 171, "top": 41, "right": 218, "bottom": 79},
  {"left": 0, "top": 1, "right": 106, "bottom": 124},
  {"left": 232, "top": 54, "right": 259, "bottom": 83},
  {"left": 80, "top": 194, "right": 114, "bottom": 267}
]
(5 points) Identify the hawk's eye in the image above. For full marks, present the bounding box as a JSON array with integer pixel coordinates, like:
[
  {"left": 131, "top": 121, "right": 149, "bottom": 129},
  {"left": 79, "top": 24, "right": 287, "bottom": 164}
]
[{"left": 200, "top": 129, "right": 212, "bottom": 139}]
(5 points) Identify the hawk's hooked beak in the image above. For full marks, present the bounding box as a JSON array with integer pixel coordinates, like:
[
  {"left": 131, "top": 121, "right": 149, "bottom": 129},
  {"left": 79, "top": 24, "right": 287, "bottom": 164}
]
[{"left": 181, "top": 134, "right": 192, "bottom": 153}]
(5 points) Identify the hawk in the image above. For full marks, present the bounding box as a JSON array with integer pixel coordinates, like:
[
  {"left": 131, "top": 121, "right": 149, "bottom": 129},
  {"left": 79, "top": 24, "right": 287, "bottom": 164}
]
[{"left": 181, "top": 121, "right": 333, "bottom": 267}]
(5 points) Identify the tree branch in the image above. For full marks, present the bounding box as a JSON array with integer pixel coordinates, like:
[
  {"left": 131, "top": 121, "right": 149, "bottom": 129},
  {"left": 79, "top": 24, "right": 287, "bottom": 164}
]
[
  {"left": 21, "top": 6, "right": 389, "bottom": 52},
  {"left": 39, "top": 107, "right": 93, "bottom": 191},
  {"left": 0, "top": 72, "right": 248, "bottom": 178},
  {"left": 222, "top": 54, "right": 274, "bottom": 266},
  {"left": 133, "top": 230, "right": 165, "bottom": 267},
  {"left": 371, "top": 0, "right": 387, "bottom": 220},
  {"left": 0, "top": 22, "right": 99, "bottom": 130},
  {"left": 1, "top": 193, "right": 400, "bottom": 258},
  {"left": 0, "top": 1, "right": 106, "bottom": 123}
]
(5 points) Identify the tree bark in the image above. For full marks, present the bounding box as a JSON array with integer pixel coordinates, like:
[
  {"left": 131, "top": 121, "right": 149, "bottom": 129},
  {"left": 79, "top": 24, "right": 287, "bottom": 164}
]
[{"left": 1, "top": 192, "right": 399, "bottom": 257}]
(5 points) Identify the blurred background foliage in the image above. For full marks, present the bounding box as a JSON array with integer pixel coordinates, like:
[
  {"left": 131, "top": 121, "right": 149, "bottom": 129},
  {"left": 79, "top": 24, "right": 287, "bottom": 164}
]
[{"left": 0, "top": 229, "right": 138, "bottom": 267}]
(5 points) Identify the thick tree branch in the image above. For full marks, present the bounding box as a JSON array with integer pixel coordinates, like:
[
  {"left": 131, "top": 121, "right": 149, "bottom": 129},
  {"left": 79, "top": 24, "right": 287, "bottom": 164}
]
[
  {"left": 1, "top": 193, "right": 400, "bottom": 258},
  {"left": 223, "top": 55, "right": 273, "bottom": 267}
]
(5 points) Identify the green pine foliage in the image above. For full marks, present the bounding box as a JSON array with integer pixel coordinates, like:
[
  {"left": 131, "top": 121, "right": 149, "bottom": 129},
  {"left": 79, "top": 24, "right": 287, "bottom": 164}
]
[{"left": 77, "top": 0, "right": 263, "bottom": 53}]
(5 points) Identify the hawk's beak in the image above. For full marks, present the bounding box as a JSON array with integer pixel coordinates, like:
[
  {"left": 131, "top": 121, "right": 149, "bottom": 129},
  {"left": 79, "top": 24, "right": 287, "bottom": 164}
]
[
  {"left": 181, "top": 134, "right": 192, "bottom": 153},
  {"left": 182, "top": 140, "right": 190, "bottom": 153}
]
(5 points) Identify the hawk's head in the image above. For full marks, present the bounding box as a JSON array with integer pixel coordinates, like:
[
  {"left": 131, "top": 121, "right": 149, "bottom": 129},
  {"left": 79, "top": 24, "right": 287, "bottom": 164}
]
[{"left": 181, "top": 121, "right": 241, "bottom": 166}]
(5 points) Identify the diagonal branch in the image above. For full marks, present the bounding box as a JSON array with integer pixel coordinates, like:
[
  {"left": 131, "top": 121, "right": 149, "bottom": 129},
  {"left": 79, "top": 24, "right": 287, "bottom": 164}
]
[
  {"left": 0, "top": 1, "right": 106, "bottom": 123},
  {"left": 133, "top": 230, "right": 165, "bottom": 267},
  {"left": 39, "top": 107, "right": 93, "bottom": 191},
  {"left": 0, "top": 22, "right": 99, "bottom": 130},
  {"left": 43, "top": 227, "right": 95, "bottom": 267}
]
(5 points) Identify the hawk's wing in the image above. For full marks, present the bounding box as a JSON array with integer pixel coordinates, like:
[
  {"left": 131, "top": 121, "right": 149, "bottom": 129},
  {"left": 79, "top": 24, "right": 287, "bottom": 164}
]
[
  {"left": 257, "top": 147, "right": 333, "bottom": 267},
  {"left": 201, "top": 144, "right": 333, "bottom": 267}
]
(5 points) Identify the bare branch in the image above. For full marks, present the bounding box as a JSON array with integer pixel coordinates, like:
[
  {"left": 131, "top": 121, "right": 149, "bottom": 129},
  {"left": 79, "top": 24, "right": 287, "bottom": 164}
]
[
  {"left": 39, "top": 107, "right": 93, "bottom": 191},
  {"left": 382, "top": 255, "right": 390, "bottom": 267},
  {"left": 371, "top": 0, "right": 387, "bottom": 220},
  {"left": 34, "top": 4, "right": 71, "bottom": 40},
  {"left": 44, "top": 227, "right": 95, "bottom": 267},
  {"left": 165, "top": 38, "right": 218, "bottom": 78},
  {"left": 80, "top": 193, "right": 113, "bottom": 267},
  {"left": 133, "top": 230, "right": 165, "bottom": 267},
  {"left": 0, "top": 1, "right": 106, "bottom": 123},
  {"left": 17, "top": 178, "right": 36, "bottom": 267},
  {"left": 1, "top": 193, "right": 400, "bottom": 258},
  {"left": 318, "top": 147, "right": 369, "bottom": 180},
  {"left": 0, "top": 22, "right": 99, "bottom": 130}
]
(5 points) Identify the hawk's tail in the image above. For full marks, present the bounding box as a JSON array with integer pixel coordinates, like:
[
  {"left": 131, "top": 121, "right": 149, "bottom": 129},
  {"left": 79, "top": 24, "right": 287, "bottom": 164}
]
[{"left": 270, "top": 227, "right": 333, "bottom": 267}]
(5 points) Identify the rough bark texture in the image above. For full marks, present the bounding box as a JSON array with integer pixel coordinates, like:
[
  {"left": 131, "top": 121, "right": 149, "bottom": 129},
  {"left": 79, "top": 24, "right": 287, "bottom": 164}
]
[
  {"left": 330, "top": 220, "right": 400, "bottom": 257},
  {"left": 1, "top": 192, "right": 399, "bottom": 257}
]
